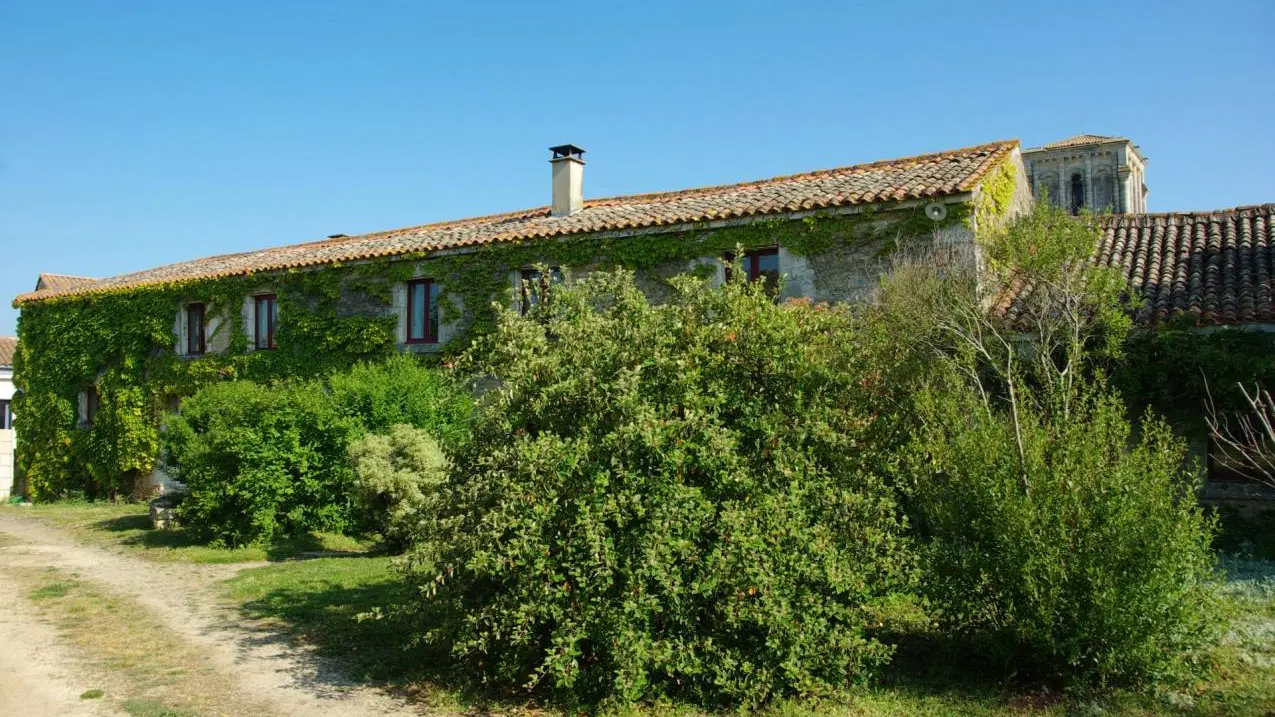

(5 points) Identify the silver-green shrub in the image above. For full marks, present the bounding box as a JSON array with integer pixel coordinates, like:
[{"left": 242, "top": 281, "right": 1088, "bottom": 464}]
[
  {"left": 903, "top": 380, "right": 1219, "bottom": 685},
  {"left": 349, "top": 424, "right": 450, "bottom": 551}
]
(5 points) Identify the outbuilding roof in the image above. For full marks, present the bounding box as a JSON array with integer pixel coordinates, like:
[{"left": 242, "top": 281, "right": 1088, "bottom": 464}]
[
  {"left": 1102, "top": 204, "right": 1275, "bottom": 326},
  {"left": 15, "top": 140, "right": 1018, "bottom": 305},
  {"left": 999, "top": 204, "right": 1275, "bottom": 327}
]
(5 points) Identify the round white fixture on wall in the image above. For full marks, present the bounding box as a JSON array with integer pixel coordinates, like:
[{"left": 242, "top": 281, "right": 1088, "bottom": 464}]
[{"left": 925, "top": 202, "right": 949, "bottom": 222}]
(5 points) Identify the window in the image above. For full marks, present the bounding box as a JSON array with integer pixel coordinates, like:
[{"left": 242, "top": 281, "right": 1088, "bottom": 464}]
[
  {"left": 725, "top": 248, "right": 781, "bottom": 291},
  {"left": 254, "top": 295, "right": 278, "bottom": 350},
  {"left": 0, "top": 400, "right": 11, "bottom": 430},
  {"left": 1069, "top": 172, "right": 1085, "bottom": 215},
  {"left": 406, "top": 278, "right": 441, "bottom": 344},
  {"left": 186, "top": 302, "right": 206, "bottom": 356},
  {"left": 520, "top": 267, "right": 564, "bottom": 315},
  {"left": 85, "top": 386, "right": 100, "bottom": 427}
]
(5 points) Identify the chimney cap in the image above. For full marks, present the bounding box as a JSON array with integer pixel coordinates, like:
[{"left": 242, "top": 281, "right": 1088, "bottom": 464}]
[{"left": 549, "top": 144, "right": 586, "bottom": 160}]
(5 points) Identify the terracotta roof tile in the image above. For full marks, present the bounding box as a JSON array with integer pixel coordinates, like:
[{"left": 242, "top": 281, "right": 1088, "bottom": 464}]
[
  {"left": 0, "top": 337, "right": 15, "bottom": 367},
  {"left": 1026, "top": 134, "right": 1128, "bottom": 151},
  {"left": 999, "top": 204, "right": 1275, "bottom": 327},
  {"left": 15, "top": 140, "right": 1018, "bottom": 305}
]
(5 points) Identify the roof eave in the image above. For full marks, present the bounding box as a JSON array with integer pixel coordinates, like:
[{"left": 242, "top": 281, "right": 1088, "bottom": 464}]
[{"left": 13, "top": 192, "right": 979, "bottom": 307}]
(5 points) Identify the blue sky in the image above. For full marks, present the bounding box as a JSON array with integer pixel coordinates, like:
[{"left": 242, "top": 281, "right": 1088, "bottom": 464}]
[{"left": 2, "top": 0, "right": 1272, "bottom": 336}]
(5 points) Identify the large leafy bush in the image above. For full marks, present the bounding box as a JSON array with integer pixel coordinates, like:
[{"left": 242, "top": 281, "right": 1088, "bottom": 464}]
[
  {"left": 400, "top": 269, "right": 910, "bottom": 707},
  {"left": 164, "top": 355, "right": 470, "bottom": 545},
  {"left": 165, "top": 380, "right": 358, "bottom": 546},
  {"left": 329, "top": 354, "right": 473, "bottom": 445}
]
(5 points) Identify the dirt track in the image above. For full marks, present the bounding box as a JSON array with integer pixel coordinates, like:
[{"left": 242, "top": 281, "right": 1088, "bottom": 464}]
[{"left": 0, "top": 512, "right": 426, "bottom": 717}]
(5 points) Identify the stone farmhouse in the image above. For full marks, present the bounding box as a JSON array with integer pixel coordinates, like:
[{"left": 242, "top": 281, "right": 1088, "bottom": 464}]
[
  {"left": 9, "top": 136, "right": 1275, "bottom": 498},
  {"left": 15, "top": 140, "right": 1029, "bottom": 348}
]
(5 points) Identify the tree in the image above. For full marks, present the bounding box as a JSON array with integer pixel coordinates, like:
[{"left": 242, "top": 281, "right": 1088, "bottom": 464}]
[{"left": 876, "top": 201, "right": 1220, "bottom": 686}]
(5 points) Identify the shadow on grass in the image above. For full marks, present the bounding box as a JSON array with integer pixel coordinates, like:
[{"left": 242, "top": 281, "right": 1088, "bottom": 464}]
[
  {"left": 869, "top": 626, "right": 1058, "bottom": 710},
  {"left": 94, "top": 514, "right": 214, "bottom": 551},
  {"left": 230, "top": 563, "right": 509, "bottom": 711},
  {"left": 234, "top": 564, "right": 1040, "bottom": 714},
  {"left": 94, "top": 513, "right": 154, "bottom": 533},
  {"left": 89, "top": 515, "right": 374, "bottom": 562}
]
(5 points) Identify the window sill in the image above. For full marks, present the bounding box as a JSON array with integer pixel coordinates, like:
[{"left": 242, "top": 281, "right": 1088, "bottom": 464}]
[{"left": 401, "top": 342, "right": 442, "bottom": 354}]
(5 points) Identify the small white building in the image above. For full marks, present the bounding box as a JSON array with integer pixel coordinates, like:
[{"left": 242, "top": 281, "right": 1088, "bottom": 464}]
[{"left": 0, "top": 337, "right": 16, "bottom": 501}]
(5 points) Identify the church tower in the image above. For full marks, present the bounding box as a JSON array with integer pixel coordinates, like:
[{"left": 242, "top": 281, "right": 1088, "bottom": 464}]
[{"left": 1021, "top": 135, "right": 1148, "bottom": 214}]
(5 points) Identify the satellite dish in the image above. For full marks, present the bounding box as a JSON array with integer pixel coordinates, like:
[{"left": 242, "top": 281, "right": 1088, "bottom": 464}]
[{"left": 925, "top": 202, "right": 948, "bottom": 222}]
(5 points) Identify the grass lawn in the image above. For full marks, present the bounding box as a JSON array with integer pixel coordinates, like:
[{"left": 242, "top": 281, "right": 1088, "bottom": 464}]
[
  {"left": 12, "top": 500, "right": 1274, "bottom": 715},
  {"left": 0, "top": 502, "right": 371, "bottom": 563}
]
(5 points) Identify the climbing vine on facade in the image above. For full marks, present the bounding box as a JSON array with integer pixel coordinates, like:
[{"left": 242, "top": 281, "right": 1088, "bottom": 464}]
[{"left": 13, "top": 202, "right": 977, "bottom": 499}]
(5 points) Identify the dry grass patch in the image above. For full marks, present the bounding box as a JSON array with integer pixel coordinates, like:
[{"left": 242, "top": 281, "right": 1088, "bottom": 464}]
[{"left": 10, "top": 565, "right": 272, "bottom": 717}]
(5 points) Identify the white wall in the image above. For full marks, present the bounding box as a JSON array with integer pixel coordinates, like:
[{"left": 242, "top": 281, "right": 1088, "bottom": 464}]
[{"left": 0, "top": 366, "right": 14, "bottom": 500}]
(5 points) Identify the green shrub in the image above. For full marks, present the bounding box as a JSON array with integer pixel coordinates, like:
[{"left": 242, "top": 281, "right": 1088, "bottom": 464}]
[
  {"left": 165, "top": 380, "right": 359, "bottom": 546},
  {"left": 164, "top": 357, "right": 470, "bottom": 546},
  {"left": 349, "top": 425, "right": 450, "bottom": 551},
  {"left": 328, "top": 354, "right": 472, "bottom": 446},
  {"left": 902, "top": 381, "right": 1219, "bottom": 686},
  {"left": 401, "top": 269, "right": 910, "bottom": 708}
]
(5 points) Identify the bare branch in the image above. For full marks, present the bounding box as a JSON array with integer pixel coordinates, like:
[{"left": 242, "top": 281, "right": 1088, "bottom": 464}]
[{"left": 1205, "top": 379, "right": 1275, "bottom": 489}]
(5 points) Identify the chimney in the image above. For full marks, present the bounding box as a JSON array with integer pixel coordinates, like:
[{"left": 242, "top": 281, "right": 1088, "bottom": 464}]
[{"left": 549, "top": 144, "right": 585, "bottom": 217}]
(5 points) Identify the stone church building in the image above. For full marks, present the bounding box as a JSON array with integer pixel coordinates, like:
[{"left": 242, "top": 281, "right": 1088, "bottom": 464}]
[{"left": 1023, "top": 134, "right": 1149, "bottom": 214}]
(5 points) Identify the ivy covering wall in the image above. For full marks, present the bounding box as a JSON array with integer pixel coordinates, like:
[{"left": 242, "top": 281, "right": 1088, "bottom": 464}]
[
  {"left": 1113, "top": 323, "right": 1275, "bottom": 432},
  {"left": 13, "top": 201, "right": 976, "bottom": 500}
]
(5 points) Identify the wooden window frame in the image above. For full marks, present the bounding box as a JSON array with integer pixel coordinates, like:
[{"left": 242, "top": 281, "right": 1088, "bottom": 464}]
[
  {"left": 405, "top": 278, "right": 440, "bottom": 344},
  {"left": 746, "top": 247, "right": 779, "bottom": 282},
  {"left": 724, "top": 247, "right": 780, "bottom": 283},
  {"left": 186, "top": 302, "right": 206, "bottom": 356},
  {"left": 254, "top": 294, "right": 278, "bottom": 351}
]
